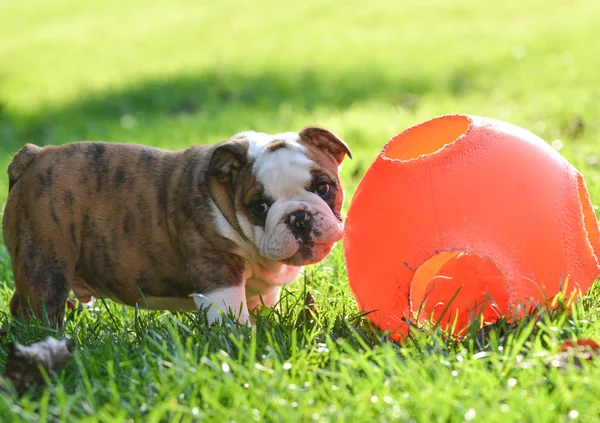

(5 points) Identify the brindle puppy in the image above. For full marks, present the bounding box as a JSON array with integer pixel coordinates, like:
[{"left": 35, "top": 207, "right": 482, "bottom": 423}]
[{"left": 2, "top": 126, "right": 351, "bottom": 327}]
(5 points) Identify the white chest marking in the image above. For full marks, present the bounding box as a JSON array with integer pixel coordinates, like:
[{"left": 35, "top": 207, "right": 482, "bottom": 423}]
[{"left": 246, "top": 262, "right": 302, "bottom": 298}]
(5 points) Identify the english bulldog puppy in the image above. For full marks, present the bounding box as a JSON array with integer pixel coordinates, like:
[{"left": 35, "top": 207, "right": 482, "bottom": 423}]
[{"left": 2, "top": 126, "right": 351, "bottom": 327}]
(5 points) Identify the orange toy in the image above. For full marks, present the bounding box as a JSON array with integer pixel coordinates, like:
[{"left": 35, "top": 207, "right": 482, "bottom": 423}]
[{"left": 343, "top": 114, "right": 600, "bottom": 339}]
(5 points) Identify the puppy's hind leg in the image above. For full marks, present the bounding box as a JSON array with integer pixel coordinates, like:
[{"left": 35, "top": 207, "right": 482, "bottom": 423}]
[{"left": 11, "top": 244, "right": 76, "bottom": 328}]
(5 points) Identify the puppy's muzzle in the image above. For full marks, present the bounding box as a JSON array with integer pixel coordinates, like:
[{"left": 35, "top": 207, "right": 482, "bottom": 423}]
[{"left": 287, "top": 210, "right": 312, "bottom": 241}]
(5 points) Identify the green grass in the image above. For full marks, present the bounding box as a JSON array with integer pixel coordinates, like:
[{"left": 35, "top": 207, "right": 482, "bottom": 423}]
[{"left": 2, "top": 0, "right": 600, "bottom": 420}]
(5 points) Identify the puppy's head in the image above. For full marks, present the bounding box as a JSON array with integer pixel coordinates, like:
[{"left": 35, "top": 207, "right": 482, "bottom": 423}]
[{"left": 209, "top": 126, "right": 352, "bottom": 266}]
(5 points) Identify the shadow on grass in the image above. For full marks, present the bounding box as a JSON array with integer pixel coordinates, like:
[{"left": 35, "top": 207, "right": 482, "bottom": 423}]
[{"left": 0, "top": 67, "right": 479, "bottom": 153}]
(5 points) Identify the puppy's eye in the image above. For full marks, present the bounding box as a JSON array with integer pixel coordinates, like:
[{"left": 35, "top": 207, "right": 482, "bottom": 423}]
[
  {"left": 252, "top": 202, "right": 270, "bottom": 217},
  {"left": 315, "top": 182, "right": 331, "bottom": 197}
]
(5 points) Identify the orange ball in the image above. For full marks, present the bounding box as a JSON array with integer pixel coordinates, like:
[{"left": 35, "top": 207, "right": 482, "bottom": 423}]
[{"left": 343, "top": 114, "right": 600, "bottom": 339}]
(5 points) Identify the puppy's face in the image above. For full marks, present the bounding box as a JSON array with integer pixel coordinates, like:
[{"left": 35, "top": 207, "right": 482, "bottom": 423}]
[{"left": 209, "top": 126, "right": 351, "bottom": 266}]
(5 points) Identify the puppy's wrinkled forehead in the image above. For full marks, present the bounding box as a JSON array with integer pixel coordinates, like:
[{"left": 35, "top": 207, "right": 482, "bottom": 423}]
[{"left": 238, "top": 131, "right": 313, "bottom": 198}]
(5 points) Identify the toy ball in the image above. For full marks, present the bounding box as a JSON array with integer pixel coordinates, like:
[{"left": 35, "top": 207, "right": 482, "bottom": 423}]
[{"left": 343, "top": 114, "right": 600, "bottom": 339}]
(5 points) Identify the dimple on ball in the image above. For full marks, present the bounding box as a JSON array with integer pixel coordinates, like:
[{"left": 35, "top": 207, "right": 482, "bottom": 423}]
[{"left": 343, "top": 114, "right": 600, "bottom": 339}]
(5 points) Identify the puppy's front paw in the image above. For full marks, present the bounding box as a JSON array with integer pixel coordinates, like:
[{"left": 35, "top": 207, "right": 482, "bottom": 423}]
[
  {"left": 206, "top": 304, "right": 251, "bottom": 327},
  {"left": 192, "top": 286, "right": 250, "bottom": 327}
]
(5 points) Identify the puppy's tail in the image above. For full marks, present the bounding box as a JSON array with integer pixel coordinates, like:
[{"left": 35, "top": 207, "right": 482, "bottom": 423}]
[{"left": 8, "top": 144, "right": 42, "bottom": 193}]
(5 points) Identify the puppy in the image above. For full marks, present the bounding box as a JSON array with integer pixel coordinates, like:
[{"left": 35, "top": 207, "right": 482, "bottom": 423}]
[{"left": 2, "top": 126, "right": 351, "bottom": 327}]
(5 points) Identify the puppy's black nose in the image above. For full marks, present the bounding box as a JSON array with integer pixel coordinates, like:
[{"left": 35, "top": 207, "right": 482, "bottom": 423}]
[
  {"left": 288, "top": 210, "right": 311, "bottom": 225},
  {"left": 287, "top": 210, "right": 312, "bottom": 239}
]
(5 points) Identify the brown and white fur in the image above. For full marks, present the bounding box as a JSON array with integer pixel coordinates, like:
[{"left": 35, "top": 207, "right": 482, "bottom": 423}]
[{"left": 2, "top": 126, "right": 351, "bottom": 327}]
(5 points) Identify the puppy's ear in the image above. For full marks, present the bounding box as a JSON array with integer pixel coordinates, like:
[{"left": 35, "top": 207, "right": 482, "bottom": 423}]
[
  {"left": 208, "top": 139, "right": 248, "bottom": 184},
  {"left": 208, "top": 139, "right": 249, "bottom": 233},
  {"left": 299, "top": 126, "right": 352, "bottom": 165}
]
